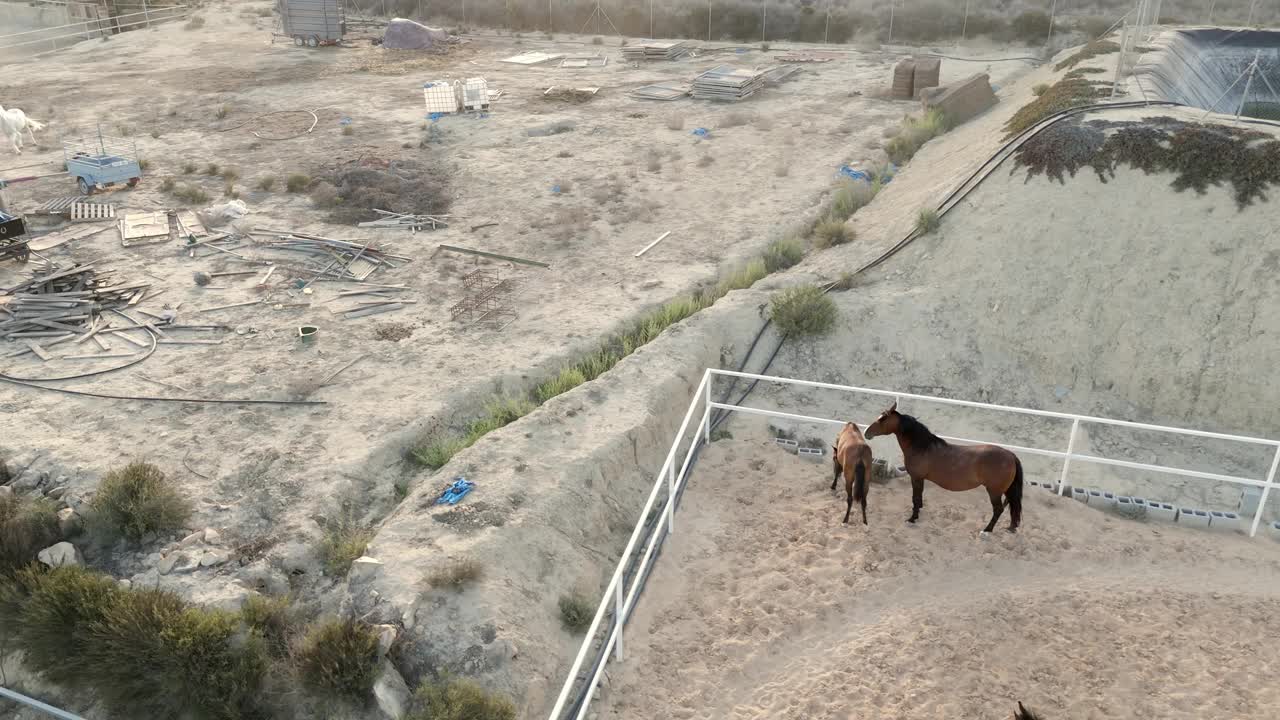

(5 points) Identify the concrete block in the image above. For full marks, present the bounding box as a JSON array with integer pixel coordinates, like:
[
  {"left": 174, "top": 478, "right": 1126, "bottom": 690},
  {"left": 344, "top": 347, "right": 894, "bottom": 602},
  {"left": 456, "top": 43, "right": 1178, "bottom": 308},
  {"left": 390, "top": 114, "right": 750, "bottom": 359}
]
[
  {"left": 797, "top": 447, "right": 824, "bottom": 462},
  {"left": 912, "top": 57, "right": 941, "bottom": 97},
  {"left": 1147, "top": 501, "right": 1178, "bottom": 522},
  {"left": 1209, "top": 510, "right": 1241, "bottom": 532},
  {"left": 1087, "top": 488, "right": 1104, "bottom": 506},
  {"left": 892, "top": 58, "right": 916, "bottom": 99},
  {"left": 1097, "top": 491, "right": 1118, "bottom": 511},
  {"left": 1178, "top": 508, "right": 1211, "bottom": 528},
  {"left": 774, "top": 438, "right": 799, "bottom": 453},
  {"left": 1116, "top": 496, "right": 1147, "bottom": 520},
  {"left": 1239, "top": 486, "right": 1263, "bottom": 517},
  {"left": 1071, "top": 486, "right": 1089, "bottom": 503},
  {"left": 920, "top": 73, "right": 997, "bottom": 125}
]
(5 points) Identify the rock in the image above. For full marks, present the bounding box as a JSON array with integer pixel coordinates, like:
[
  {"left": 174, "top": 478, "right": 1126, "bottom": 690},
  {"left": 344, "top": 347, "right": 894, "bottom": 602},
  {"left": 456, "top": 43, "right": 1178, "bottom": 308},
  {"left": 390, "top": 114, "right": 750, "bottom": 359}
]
[
  {"left": 202, "top": 528, "right": 222, "bottom": 545},
  {"left": 485, "top": 638, "right": 517, "bottom": 667},
  {"left": 349, "top": 556, "right": 384, "bottom": 581},
  {"left": 640, "top": 279, "right": 662, "bottom": 289},
  {"left": 140, "top": 531, "right": 158, "bottom": 546},
  {"left": 118, "top": 579, "right": 133, "bottom": 590},
  {"left": 131, "top": 568, "right": 160, "bottom": 588},
  {"left": 37, "top": 542, "right": 82, "bottom": 568},
  {"left": 373, "top": 661, "right": 411, "bottom": 720},
  {"left": 45, "top": 485, "right": 67, "bottom": 500},
  {"left": 235, "top": 565, "right": 291, "bottom": 596},
  {"left": 0, "top": 486, "right": 11, "bottom": 500},
  {"left": 179, "top": 530, "right": 206, "bottom": 547},
  {"left": 200, "top": 550, "right": 231, "bottom": 568},
  {"left": 375, "top": 625, "right": 398, "bottom": 657},
  {"left": 160, "top": 551, "right": 199, "bottom": 575},
  {"left": 273, "top": 540, "right": 319, "bottom": 575},
  {"left": 56, "top": 508, "right": 82, "bottom": 536}
]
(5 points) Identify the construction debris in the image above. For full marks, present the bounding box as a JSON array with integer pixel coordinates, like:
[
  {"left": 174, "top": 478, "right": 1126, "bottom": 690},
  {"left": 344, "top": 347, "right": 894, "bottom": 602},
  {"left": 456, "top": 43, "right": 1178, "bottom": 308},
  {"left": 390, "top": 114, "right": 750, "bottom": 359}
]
[
  {"left": 435, "top": 244, "right": 549, "bottom": 268},
  {"left": 498, "top": 51, "right": 564, "bottom": 65},
  {"left": 621, "top": 40, "right": 690, "bottom": 62},
  {"left": 629, "top": 84, "right": 690, "bottom": 101},
  {"left": 119, "top": 210, "right": 206, "bottom": 248},
  {"left": 559, "top": 54, "right": 607, "bottom": 68},
  {"left": 693, "top": 66, "right": 767, "bottom": 101},
  {"left": 0, "top": 264, "right": 149, "bottom": 346},
  {"left": 252, "top": 229, "right": 412, "bottom": 281},
  {"left": 356, "top": 209, "right": 449, "bottom": 231},
  {"left": 920, "top": 73, "right": 997, "bottom": 125},
  {"left": 450, "top": 269, "right": 516, "bottom": 326},
  {"left": 542, "top": 86, "right": 601, "bottom": 103}
]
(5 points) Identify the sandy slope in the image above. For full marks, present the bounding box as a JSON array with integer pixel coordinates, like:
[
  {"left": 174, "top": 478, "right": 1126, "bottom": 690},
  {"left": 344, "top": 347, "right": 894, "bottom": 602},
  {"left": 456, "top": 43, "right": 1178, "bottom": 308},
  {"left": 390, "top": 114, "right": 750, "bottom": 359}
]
[{"left": 594, "top": 429, "right": 1280, "bottom": 720}]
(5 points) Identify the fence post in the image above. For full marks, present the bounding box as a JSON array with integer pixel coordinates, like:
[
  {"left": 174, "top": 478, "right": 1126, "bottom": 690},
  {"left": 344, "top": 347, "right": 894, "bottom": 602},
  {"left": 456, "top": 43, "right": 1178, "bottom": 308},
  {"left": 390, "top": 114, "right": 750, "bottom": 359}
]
[
  {"left": 1057, "top": 418, "right": 1080, "bottom": 495},
  {"left": 1046, "top": 0, "right": 1057, "bottom": 46},
  {"left": 613, "top": 579, "right": 625, "bottom": 660},
  {"left": 703, "top": 379, "right": 712, "bottom": 443},
  {"left": 824, "top": 1, "right": 830, "bottom": 44},
  {"left": 887, "top": 0, "right": 894, "bottom": 45},
  {"left": 762, "top": 0, "right": 766, "bottom": 42},
  {"left": 1248, "top": 446, "right": 1280, "bottom": 537},
  {"left": 961, "top": 0, "right": 969, "bottom": 42},
  {"left": 707, "top": 0, "right": 711, "bottom": 41},
  {"left": 666, "top": 463, "right": 676, "bottom": 535},
  {"left": 142, "top": 0, "right": 150, "bottom": 27}
]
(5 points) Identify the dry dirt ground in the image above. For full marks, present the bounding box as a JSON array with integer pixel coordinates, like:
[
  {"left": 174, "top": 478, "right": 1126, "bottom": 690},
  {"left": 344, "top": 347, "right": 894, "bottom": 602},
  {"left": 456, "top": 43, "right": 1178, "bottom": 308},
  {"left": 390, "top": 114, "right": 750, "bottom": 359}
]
[
  {"left": 595, "top": 430, "right": 1280, "bottom": 720},
  {"left": 0, "top": 5, "right": 1033, "bottom": 593}
]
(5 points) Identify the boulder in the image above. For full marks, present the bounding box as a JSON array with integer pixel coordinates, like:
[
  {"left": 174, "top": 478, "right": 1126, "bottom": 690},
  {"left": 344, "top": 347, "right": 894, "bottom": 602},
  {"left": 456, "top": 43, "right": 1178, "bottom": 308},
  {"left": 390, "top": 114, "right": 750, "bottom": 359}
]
[
  {"left": 37, "top": 542, "right": 82, "bottom": 568},
  {"left": 373, "top": 660, "right": 411, "bottom": 720},
  {"left": 0, "top": 485, "right": 11, "bottom": 500},
  {"left": 56, "top": 508, "right": 82, "bottom": 536},
  {"left": 180, "top": 530, "right": 206, "bottom": 547},
  {"left": 273, "top": 540, "right": 320, "bottom": 575},
  {"left": 200, "top": 550, "right": 231, "bottom": 568},
  {"left": 350, "top": 556, "right": 384, "bottom": 581},
  {"left": 159, "top": 551, "right": 200, "bottom": 575},
  {"left": 375, "top": 624, "right": 398, "bottom": 657},
  {"left": 920, "top": 73, "right": 997, "bottom": 126},
  {"left": 203, "top": 528, "right": 222, "bottom": 545}
]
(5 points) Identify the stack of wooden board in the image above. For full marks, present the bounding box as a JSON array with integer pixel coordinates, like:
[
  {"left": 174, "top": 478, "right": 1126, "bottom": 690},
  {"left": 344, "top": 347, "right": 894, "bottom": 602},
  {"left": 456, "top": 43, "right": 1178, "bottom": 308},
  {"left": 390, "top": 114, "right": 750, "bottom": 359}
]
[
  {"left": 693, "top": 66, "right": 767, "bottom": 101},
  {"left": 621, "top": 40, "right": 689, "bottom": 61}
]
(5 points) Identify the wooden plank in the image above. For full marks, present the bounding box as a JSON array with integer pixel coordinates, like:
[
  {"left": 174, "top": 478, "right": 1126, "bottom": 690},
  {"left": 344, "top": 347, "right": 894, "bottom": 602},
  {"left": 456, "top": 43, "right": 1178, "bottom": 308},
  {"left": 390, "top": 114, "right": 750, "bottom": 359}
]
[
  {"left": 194, "top": 300, "right": 262, "bottom": 313},
  {"left": 102, "top": 329, "right": 149, "bottom": 347},
  {"left": 634, "top": 230, "right": 672, "bottom": 258},
  {"left": 435, "top": 244, "right": 550, "bottom": 268},
  {"left": 26, "top": 224, "right": 112, "bottom": 252},
  {"left": 157, "top": 339, "right": 224, "bottom": 345},
  {"left": 344, "top": 303, "right": 403, "bottom": 319},
  {"left": 26, "top": 342, "right": 52, "bottom": 361},
  {"left": 61, "top": 351, "right": 139, "bottom": 360}
]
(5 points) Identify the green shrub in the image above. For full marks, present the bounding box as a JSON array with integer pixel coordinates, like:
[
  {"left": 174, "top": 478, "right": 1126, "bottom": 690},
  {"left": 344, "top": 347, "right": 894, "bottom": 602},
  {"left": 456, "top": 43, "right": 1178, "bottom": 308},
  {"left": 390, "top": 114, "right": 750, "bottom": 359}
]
[
  {"left": 409, "top": 677, "right": 516, "bottom": 720},
  {"left": 182, "top": 161, "right": 197, "bottom": 174},
  {"left": 12, "top": 566, "right": 119, "bottom": 684},
  {"left": 1032, "top": 83, "right": 1050, "bottom": 96},
  {"left": 812, "top": 219, "right": 853, "bottom": 249},
  {"left": 257, "top": 175, "right": 276, "bottom": 191},
  {"left": 558, "top": 592, "right": 594, "bottom": 633},
  {"left": 242, "top": 594, "right": 298, "bottom": 658},
  {"left": 160, "top": 176, "right": 176, "bottom": 192},
  {"left": 828, "top": 178, "right": 878, "bottom": 221},
  {"left": 85, "top": 589, "right": 267, "bottom": 719},
  {"left": 220, "top": 166, "right": 240, "bottom": 182},
  {"left": 286, "top": 173, "right": 311, "bottom": 192},
  {"left": 409, "top": 432, "right": 466, "bottom": 470},
  {"left": 1004, "top": 77, "right": 1108, "bottom": 138},
  {"left": 716, "top": 258, "right": 768, "bottom": 294},
  {"left": 763, "top": 236, "right": 804, "bottom": 272},
  {"left": 886, "top": 109, "right": 951, "bottom": 164},
  {"left": 318, "top": 519, "right": 373, "bottom": 576},
  {"left": 91, "top": 461, "right": 191, "bottom": 542},
  {"left": 0, "top": 494, "right": 60, "bottom": 574},
  {"left": 534, "top": 366, "right": 587, "bottom": 403},
  {"left": 769, "top": 285, "right": 838, "bottom": 338},
  {"left": 1011, "top": 10, "right": 1050, "bottom": 41},
  {"left": 172, "top": 184, "right": 211, "bottom": 205},
  {"left": 296, "top": 618, "right": 381, "bottom": 700},
  {"left": 1054, "top": 39, "right": 1120, "bottom": 71},
  {"left": 427, "top": 557, "right": 482, "bottom": 591},
  {"left": 204, "top": 162, "right": 220, "bottom": 176},
  {"left": 915, "top": 208, "right": 941, "bottom": 235}
]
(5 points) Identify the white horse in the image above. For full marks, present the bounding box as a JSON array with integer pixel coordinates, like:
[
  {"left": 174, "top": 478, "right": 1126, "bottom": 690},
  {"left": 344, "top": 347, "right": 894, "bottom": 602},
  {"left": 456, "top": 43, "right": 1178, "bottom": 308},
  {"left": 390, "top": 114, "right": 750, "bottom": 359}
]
[{"left": 0, "top": 106, "right": 46, "bottom": 154}]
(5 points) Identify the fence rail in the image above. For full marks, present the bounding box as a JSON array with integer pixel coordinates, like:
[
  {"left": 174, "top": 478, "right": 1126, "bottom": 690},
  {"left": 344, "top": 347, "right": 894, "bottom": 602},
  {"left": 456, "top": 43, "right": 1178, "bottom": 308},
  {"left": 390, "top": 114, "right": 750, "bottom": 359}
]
[
  {"left": 0, "top": 5, "right": 189, "bottom": 52},
  {"left": 548, "top": 367, "right": 1280, "bottom": 720}
]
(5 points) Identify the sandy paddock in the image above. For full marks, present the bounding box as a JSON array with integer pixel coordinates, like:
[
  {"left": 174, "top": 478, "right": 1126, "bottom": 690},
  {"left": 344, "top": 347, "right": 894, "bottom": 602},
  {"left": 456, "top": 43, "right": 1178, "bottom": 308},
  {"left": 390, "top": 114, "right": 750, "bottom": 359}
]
[{"left": 594, "top": 427, "right": 1280, "bottom": 720}]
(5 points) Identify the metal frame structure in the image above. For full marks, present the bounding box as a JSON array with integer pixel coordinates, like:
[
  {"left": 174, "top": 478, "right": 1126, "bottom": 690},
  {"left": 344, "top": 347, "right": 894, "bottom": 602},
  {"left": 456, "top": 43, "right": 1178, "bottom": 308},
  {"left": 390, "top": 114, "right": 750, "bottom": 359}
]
[
  {"left": 449, "top": 268, "right": 516, "bottom": 325},
  {"left": 0, "top": 5, "right": 189, "bottom": 52},
  {"left": 548, "top": 367, "right": 1280, "bottom": 720}
]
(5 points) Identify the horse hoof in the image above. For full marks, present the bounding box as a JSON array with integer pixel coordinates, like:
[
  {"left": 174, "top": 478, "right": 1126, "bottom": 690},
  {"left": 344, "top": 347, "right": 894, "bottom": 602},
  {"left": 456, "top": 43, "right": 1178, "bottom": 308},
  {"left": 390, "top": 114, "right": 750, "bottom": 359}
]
[{"left": 978, "top": 531, "right": 991, "bottom": 540}]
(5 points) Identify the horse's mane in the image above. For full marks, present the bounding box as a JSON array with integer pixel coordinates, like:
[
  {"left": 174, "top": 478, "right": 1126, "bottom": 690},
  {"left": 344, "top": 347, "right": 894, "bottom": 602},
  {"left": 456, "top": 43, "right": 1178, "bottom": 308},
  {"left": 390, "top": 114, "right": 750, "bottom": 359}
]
[{"left": 897, "top": 413, "right": 946, "bottom": 451}]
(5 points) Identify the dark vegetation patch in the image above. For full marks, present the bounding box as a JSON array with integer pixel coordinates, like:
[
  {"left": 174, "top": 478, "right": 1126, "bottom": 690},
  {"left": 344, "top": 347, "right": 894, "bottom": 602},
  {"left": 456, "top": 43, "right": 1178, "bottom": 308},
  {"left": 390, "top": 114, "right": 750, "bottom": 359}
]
[
  {"left": 1013, "top": 116, "right": 1280, "bottom": 208},
  {"left": 1004, "top": 78, "right": 1111, "bottom": 138},
  {"left": 1054, "top": 40, "right": 1120, "bottom": 71},
  {"left": 320, "top": 157, "right": 450, "bottom": 224},
  {"left": 0, "top": 493, "right": 59, "bottom": 574}
]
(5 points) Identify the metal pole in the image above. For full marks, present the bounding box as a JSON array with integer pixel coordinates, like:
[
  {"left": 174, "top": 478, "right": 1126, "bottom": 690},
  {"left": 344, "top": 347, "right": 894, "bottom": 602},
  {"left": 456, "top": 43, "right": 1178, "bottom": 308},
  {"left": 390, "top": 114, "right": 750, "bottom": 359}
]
[
  {"left": 142, "top": 0, "right": 150, "bottom": 27},
  {"left": 1248, "top": 446, "right": 1280, "bottom": 537},
  {"left": 1057, "top": 419, "right": 1080, "bottom": 495},
  {"left": 666, "top": 463, "right": 676, "bottom": 534},
  {"left": 1046, "top": 0, "right": 1057, "bottom": 47},
  {"left": 703, "top": 378, "right": 712, "bottom": 443},
  {"left": 762, "top": 0, "right": 767, "bottom": 42},
  {"left": 1207, "top": 0, "right": 1215, "bottom": 24},
  {"left": 824, "top": 1, "right": 830, "bottom": 43},
  {"left": 549, "top": 0, "right": 552, "bottom": 33},
  {"left": 888, "top": 0, "right": 894, "bottom": 44},
  {"left": 961, "top": 0, "right": 969, "bottom": 41},
  {"left": 613, "top": 579, "right": 625, "bottom": 660},
  {"left": 1235, "top": 51, "right": 1260, "bottom": 120},
  {"left": 707, "top": 0, "right": 711, "bottom": 41},
  {"left": 1247, "top": 0, "right": 1257, "bottom": 25},
  {"left": 650, "top": 0, "right": 653, "bottom": 37}
]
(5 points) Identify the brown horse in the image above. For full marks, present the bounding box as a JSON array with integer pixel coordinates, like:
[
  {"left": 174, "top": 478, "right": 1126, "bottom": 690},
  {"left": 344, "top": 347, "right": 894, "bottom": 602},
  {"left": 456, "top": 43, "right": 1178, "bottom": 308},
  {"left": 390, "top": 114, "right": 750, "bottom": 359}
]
[
  {"left": 831, "top": 422, "right": 873, "bottom": 525},
  {"left": 1015, "top": 702, "right": 1044, "bottom": 720},
  {"left": 863, "top": 402, "right": 1023, "bottom": 533}
]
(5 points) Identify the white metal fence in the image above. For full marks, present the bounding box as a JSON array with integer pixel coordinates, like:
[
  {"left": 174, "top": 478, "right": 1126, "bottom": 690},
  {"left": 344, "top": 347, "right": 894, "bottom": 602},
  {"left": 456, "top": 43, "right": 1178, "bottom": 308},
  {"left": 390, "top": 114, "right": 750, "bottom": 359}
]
[
  {"left": 0, "top": 3, "right": 189, "bottom": 53},
  {"left": 548, "top": 367, "right": 1280, "bottom": 720}
]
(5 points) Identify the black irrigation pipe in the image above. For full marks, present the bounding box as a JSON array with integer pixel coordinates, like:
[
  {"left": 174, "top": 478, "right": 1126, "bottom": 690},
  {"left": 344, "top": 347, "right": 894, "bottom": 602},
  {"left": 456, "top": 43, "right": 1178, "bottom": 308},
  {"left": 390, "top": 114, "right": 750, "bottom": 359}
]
[{"left": 561, "top": 97, "right": 1280, "bottom": 719}]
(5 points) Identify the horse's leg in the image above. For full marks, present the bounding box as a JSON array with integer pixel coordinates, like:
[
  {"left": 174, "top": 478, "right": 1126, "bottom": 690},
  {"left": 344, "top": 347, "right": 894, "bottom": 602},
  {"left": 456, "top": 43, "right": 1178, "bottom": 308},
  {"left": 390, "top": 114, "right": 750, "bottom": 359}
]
[
  {"left": 831, "top": 456, "right": 841, "bottom": 491},
  {"left": 908, "top": 474, "right": 924, "bottom": 523},
  {"left": 982, "top": 486, "right": 1004, "bottom": 533},
  {"left": 842, "top": 476, "right": 853, "bottom": 524}
]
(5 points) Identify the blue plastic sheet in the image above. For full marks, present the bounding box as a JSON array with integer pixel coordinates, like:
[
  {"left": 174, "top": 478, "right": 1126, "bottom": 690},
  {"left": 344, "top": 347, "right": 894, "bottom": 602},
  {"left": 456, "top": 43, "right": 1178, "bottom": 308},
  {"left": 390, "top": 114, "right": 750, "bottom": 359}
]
[
  {"left": 691, "top": 127, "right": 710, "bottom": 137},
  {"left": 436, "top": 478, "right": 474, "bottom": 506}
]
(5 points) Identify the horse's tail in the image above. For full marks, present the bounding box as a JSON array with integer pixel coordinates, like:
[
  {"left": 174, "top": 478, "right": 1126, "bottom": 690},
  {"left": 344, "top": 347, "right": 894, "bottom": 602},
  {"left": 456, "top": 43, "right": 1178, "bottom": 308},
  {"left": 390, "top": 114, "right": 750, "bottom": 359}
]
[
  {"left": 26, "top": 118, "right": 45, "bottom": 132},
  {"left": 853, "top": 460, "right": 868, "bottom": 524},
  {"left": 1014, "top": 701, "right": 1043, "bottom": 720},
  {"left": 1006, "top": 456, "right": 1024, "bottom": 525}
]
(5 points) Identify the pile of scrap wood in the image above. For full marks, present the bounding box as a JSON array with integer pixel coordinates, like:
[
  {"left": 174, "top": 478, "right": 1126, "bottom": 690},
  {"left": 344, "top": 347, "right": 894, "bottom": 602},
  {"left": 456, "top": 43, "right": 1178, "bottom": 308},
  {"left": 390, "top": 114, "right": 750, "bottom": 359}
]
[
  {"left": 0, "top": 264, "right": 149, "bottom": 357},
  {"left": 250, "top": 228, "right": 410, "bottom": 282},
  {"left": 356, "top": 209, "right": 449, "bottom": 231}
]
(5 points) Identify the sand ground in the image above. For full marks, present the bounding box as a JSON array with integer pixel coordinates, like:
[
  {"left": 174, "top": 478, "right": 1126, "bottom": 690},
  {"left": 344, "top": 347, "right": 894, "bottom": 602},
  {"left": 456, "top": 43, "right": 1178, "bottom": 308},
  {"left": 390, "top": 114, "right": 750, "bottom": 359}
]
[{"left": 595, "top": 425, "right": 1280, "bottom": 720}]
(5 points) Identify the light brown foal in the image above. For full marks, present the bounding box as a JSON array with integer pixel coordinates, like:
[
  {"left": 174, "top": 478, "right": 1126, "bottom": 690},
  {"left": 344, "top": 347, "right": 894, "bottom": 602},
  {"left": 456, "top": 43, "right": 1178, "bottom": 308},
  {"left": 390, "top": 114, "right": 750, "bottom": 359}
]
[
  {"left": 831, "top": 422, "right": 873, "bottom": 525},
  {"left": 864, "top": 402, "right": 1023, "bottom": 533}
]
